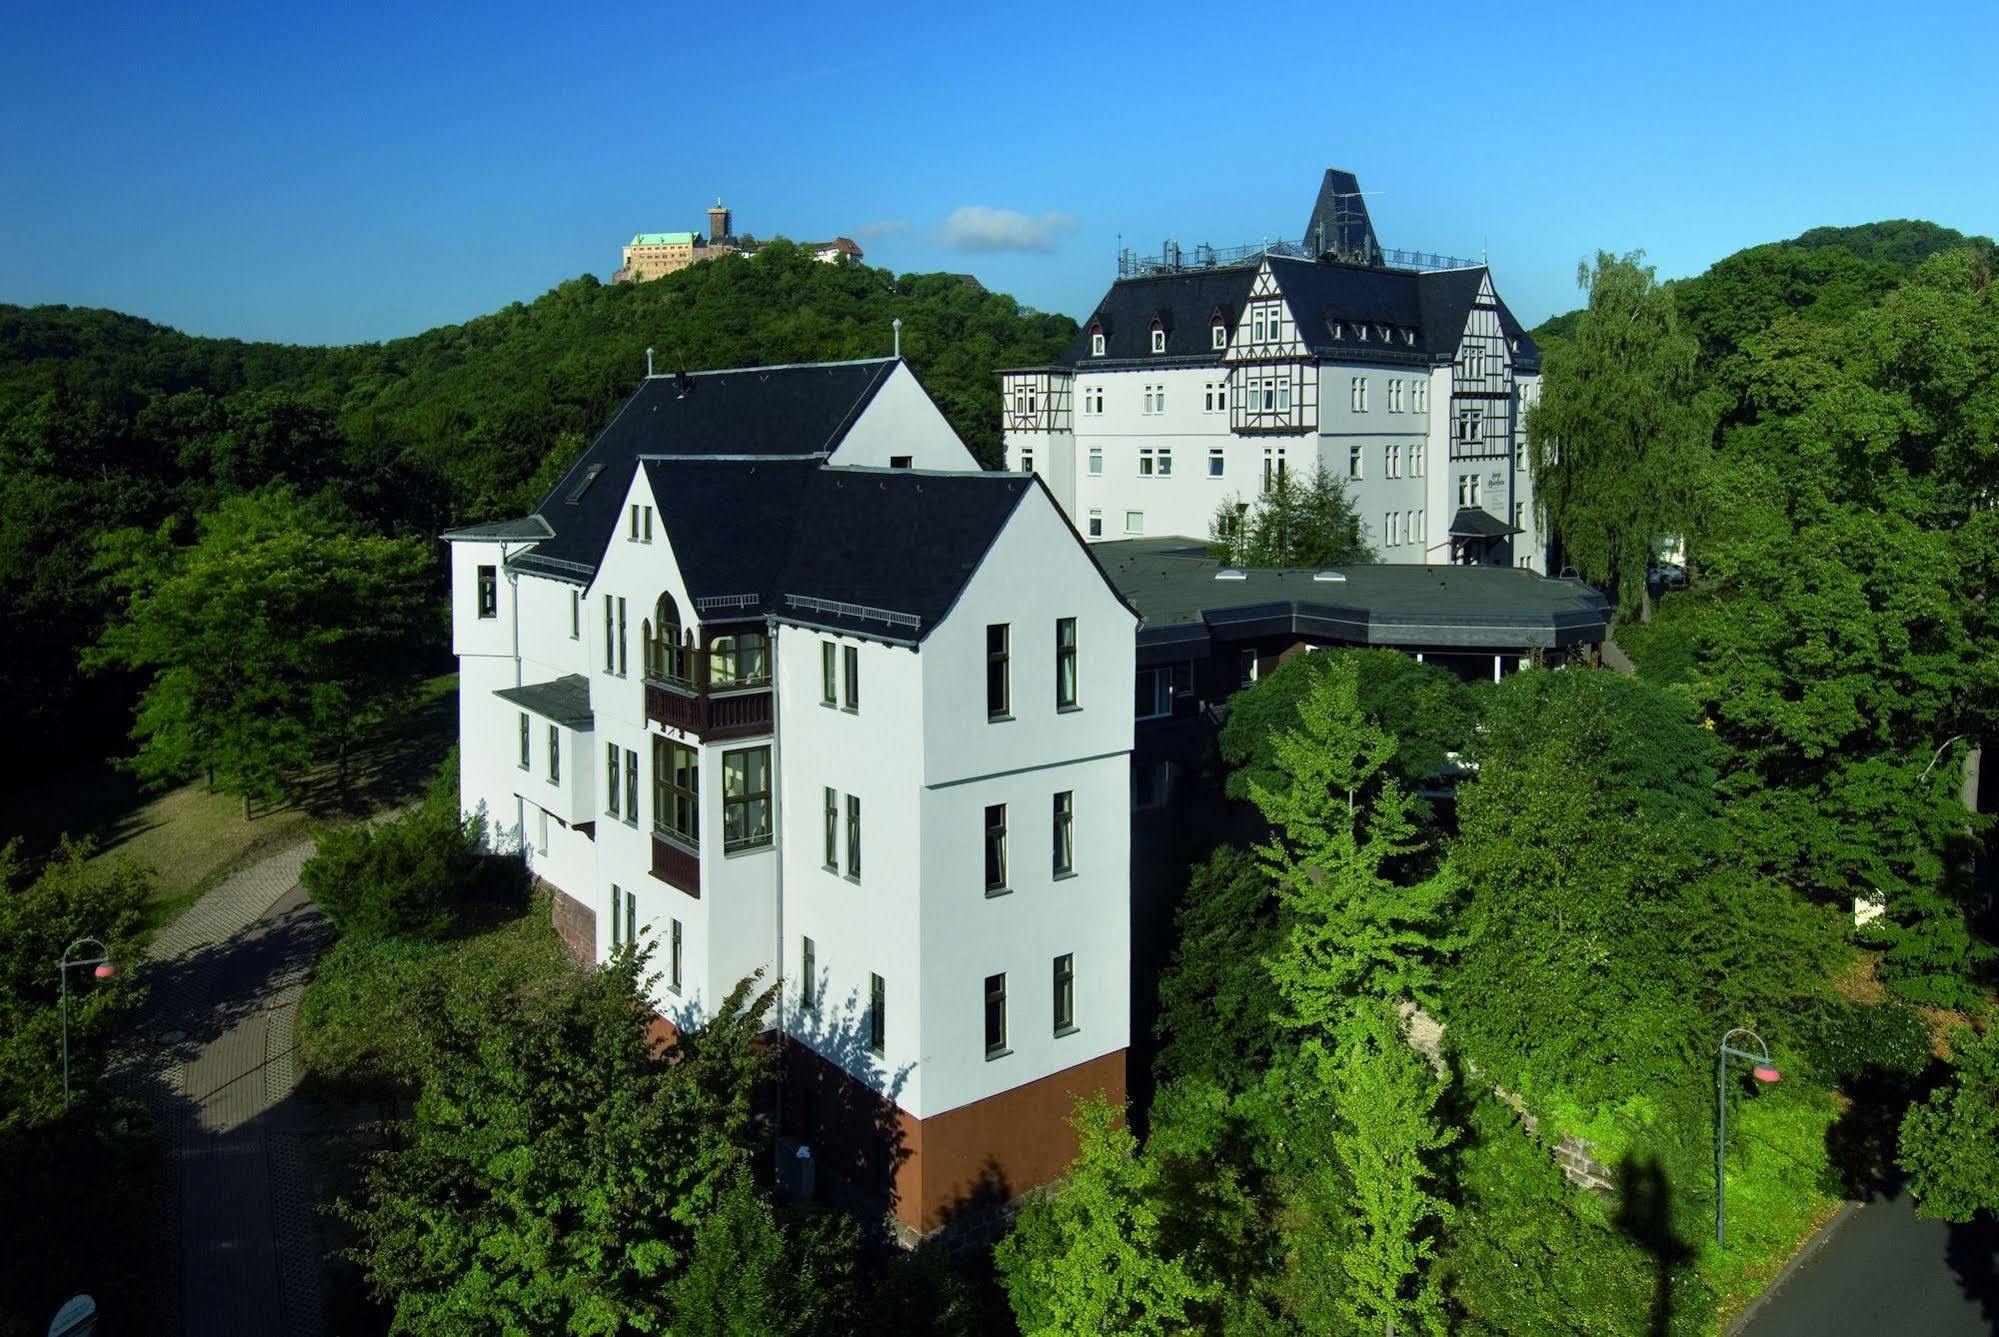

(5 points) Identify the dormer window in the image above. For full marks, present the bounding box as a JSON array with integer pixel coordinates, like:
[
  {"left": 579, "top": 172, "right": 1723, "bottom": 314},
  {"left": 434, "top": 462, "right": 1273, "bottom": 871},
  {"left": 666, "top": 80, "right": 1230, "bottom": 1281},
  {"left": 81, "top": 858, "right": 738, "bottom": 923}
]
[
  {"left": 1091, "top": 329, "right": 1105, "bottom": 357},
  {"left": 1329, "top": 322, "right": 1342, "bottom": 340},
  {"left": 1211, "top": 321, "right": 1226, "bottom": 350},
  {"left": 1151, "top": 325, "right": 1166, "bottom": 354},
  {"left": 1357, "top": 324, "right": 1368, "bottom": 342}
]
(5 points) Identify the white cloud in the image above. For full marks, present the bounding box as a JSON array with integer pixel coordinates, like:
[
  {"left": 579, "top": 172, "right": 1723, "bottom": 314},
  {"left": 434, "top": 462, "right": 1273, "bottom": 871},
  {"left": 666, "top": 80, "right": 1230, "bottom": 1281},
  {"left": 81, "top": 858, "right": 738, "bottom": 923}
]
[
  {"left": 853, "top": 219, "right": 914, "bottom": 241},
  {"left": 936, "top": 205, "right": 1079, "bottom": 254}
]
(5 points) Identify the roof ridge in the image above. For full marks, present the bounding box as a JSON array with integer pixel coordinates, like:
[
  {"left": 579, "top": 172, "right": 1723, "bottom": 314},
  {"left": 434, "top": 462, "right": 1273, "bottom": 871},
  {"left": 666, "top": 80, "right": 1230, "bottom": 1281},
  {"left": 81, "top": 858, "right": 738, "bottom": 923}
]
[{"left": 642, "top": 355, "right": 896, "bottom": 379}]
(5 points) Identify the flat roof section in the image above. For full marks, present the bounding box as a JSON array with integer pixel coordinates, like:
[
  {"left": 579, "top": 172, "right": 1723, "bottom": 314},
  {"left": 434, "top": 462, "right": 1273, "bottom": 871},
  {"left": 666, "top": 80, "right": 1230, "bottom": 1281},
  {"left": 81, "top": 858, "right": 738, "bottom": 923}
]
[{"left": 1095, "top": 538, "right": 1609, "bottom": 657}]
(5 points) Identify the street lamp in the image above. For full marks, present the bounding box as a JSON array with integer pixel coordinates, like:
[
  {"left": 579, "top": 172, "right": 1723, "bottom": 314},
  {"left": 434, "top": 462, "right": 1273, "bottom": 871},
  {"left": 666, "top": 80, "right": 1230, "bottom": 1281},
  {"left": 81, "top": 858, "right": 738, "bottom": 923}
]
[
  {"left": 58, "top": 938, "right": 116, "bottom": 1113},
  {"left": 1716, "top": 1027, "right": 1781, "bottom": 1247}
]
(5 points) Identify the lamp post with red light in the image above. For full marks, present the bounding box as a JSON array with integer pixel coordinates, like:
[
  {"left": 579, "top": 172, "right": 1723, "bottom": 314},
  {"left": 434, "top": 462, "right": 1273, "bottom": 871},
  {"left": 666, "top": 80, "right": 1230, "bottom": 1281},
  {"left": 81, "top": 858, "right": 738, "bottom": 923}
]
[
  {"left": 1716, "top": 1027, "right": 1781, "bottom": 1247},
  {"left": 59, "top": 938, "right": 117, "bottom": 1112}
]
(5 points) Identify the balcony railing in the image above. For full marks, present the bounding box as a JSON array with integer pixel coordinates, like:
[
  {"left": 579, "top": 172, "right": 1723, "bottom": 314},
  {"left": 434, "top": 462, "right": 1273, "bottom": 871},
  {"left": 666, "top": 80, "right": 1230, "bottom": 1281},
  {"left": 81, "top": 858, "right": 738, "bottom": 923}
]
[
  {"left": 651, "top": 834, "right": 699, "bottom": 896},
  {"left": 644, "top": 679, "right": 773, "bottom": 741}
]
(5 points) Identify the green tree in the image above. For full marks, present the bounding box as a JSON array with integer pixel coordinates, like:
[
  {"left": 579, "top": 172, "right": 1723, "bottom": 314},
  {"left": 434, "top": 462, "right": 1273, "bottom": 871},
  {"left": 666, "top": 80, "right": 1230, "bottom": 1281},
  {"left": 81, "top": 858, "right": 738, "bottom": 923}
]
[
  {"left": 1324, "top": 1005, "right": 1455, "bottom": 1337},
  {"left": 301, "top": 763, "right": 487, "bottom": 941},
  {"left": 1209, "top": 467, "right": 1373, "bottom": 568},
  {"left": 1152, "top": 848, "right": 1285, "bottom": 1093},
  {"left": 1252, "top": 656, "right": 1452, "bottom": 1027},
  {"left": 1899, "top": 1020, "right": 1999, "bottom": 1222},
  {"left": 994, "top": 1098, "right": 1213, "bottom": 1337},
  {"left": 88, "top": 487, "right": 434, "bottom": 809},
  {"left": 1527, "top": 251, "right": 1712, "bottom": 616},
  {"left": 665, "top": 1173, "right": 863, "bottom": 1337},
  {"left": 342, "top": 963, "right": 777, "bottom": 1336}
]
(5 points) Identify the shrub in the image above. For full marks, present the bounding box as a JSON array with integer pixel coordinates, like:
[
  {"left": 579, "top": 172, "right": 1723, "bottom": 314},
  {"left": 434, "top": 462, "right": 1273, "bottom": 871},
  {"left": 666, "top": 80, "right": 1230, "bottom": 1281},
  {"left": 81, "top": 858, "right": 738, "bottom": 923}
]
[
  {"left": 301, "top": 776, "right": 484, "bottom": 941},
  {"left": 1794, "top": 996, "right": 1932, "bottom": 1088}
]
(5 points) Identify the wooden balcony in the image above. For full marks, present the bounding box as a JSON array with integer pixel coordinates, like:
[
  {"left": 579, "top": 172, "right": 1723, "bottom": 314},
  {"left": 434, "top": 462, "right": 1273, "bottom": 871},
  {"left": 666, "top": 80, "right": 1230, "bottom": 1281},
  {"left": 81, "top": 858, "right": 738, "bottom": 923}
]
[
  {"left": 651, "top": 833, "right": 700, "bottom": 896},
  {"left": 644, "top": 680, "right": 773, "bottom": 741}
]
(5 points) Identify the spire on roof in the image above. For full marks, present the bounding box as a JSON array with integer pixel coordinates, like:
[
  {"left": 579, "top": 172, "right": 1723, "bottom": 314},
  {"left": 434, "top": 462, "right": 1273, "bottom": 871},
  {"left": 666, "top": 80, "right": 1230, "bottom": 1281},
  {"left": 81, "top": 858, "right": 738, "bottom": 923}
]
[{"left": 1303, "top": 169, "right": 1384, "bottom": 267}]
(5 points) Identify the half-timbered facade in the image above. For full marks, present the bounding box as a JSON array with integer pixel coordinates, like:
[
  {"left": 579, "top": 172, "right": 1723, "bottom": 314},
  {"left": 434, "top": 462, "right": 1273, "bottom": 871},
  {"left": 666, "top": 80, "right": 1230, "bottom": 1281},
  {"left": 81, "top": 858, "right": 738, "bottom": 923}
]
[{"left": 1004, "top": 170, "right": 1546, "bottom": 570}]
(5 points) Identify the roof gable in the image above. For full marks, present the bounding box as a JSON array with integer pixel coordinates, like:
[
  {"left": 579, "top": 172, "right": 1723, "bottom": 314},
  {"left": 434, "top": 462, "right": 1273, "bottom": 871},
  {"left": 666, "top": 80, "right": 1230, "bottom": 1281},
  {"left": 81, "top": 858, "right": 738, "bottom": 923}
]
[{"left": 1062, "top": 267, "right": 1256, "bottom": 365}]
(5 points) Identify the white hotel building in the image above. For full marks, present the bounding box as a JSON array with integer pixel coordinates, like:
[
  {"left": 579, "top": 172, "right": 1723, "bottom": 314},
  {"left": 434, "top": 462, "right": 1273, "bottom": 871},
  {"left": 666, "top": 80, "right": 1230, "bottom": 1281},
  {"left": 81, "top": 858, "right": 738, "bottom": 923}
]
[
  {"left": 1003, "top": 170, "right": 1547, "bottom": 569},
  {"left": 446, "top": 358, "right": 1135, "bottom": 1233}
]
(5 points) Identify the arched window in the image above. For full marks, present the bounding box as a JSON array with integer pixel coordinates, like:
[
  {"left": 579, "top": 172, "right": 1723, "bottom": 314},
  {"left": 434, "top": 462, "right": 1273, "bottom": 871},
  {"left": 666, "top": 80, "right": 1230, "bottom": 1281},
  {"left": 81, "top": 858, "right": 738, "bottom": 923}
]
[{"left": 652, "top": 592, "right": 689, "bottom": 685}]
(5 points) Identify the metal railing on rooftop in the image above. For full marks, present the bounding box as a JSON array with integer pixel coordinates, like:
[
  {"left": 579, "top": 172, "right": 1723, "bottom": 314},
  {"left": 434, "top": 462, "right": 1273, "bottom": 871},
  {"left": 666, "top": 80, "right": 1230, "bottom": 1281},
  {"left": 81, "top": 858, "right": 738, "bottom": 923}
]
[{"left": 782, "top": 593, "right": 921, "bottom": 631}]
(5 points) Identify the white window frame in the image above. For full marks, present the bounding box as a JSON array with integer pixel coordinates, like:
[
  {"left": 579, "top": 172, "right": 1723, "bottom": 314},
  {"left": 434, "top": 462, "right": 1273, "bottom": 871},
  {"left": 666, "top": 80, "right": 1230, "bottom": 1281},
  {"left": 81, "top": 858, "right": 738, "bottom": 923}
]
[
  {"left": 1088, "top": 509, "right": 1102, "bottom": 537},
  {"left": 1124, "top": 510, "right": 1144, "bottom": 535},
  {"left": 1091, "top": 331, "right": 1105, "bottom": 357},
  {"left": 1151, "top": 327, "right": 1166, "bottom": 354},
  {"left": 1088, "top": 446, "right": 1103, "bottom": 476},
  {"left": 1207, "top": 447, "right": 1224, "bottom": 478}
]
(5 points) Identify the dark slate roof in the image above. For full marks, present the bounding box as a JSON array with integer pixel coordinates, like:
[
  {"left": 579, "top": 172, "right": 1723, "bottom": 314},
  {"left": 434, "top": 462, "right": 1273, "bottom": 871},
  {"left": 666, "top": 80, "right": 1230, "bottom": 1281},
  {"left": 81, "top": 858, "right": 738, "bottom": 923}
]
[
  {"left": 1448, "top": 506, "right": 1522, "bottom": 540},
  {"left": 1302, "top": 168, "right": 1384, "bottom": 266},
  {"left": 508, "top": 359, "right": 897, "bottom": 582},
  {"left": 1060, "top": 266, "right": 1256, "bottom": 367},
  {"left": 1259, "top": 255, "right": 1543, "bottom": 371},
  {"left": 642, "top": 460, "right": 1037, "bottom": 642},
  {"left": 494, "top": 674, "right": 594, "bottom": 727},
  {"left": 442, "top": 515, "right": 555, "bottom": 542},
  {"left": 1095, "top": 537, "right": 1608, "bottom": 656}
]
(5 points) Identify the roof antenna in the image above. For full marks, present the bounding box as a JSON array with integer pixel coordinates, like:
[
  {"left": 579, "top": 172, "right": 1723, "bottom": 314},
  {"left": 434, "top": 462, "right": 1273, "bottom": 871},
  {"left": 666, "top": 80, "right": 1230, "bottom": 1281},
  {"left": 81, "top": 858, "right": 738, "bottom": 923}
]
[
  {"left": 645, "top": 346, "right": 654, "bottom": 378},
  {"left": 892, "top": 317, "right": 902, "bottom": 359}
]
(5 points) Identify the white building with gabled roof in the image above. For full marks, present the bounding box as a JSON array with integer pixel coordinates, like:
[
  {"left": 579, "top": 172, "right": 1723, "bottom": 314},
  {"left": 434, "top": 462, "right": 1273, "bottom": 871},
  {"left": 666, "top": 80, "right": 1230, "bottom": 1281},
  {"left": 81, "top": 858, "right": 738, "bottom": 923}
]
[
  {"left": 1002, "top": 169, "right": 1547, "bottom": 571},
  {"left": 445, "top": 356, "right": 1134, "bottom": 1234}
]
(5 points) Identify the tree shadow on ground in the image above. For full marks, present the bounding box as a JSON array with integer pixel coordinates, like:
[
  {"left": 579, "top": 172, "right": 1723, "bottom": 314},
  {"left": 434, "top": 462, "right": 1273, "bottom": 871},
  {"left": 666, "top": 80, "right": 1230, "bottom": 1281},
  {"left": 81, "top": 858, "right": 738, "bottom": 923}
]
[
  {"left": 1944, "top": 1212, "right": 1999, "bottom": 1329},
  {"left": 1617, "top": 1154, "right": 1693, "bottom": 1337}
]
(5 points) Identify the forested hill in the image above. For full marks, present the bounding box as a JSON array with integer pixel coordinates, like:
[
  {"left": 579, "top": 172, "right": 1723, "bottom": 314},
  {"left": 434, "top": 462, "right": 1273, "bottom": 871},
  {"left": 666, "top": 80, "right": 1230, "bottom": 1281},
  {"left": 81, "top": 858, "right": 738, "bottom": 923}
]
[
  {"left": 1531, "top": 218, "right": 1994, "bottom": 353},
  {"left": 0, "top": 243, "right": 1075, "bottom": 765}
]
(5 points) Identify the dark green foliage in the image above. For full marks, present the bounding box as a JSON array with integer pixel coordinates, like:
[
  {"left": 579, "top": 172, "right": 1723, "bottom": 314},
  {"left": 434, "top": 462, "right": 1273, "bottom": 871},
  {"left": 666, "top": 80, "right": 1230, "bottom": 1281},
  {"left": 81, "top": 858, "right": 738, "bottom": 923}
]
[
  {"left": 1899, "top": 1020, "right": 1999, "bottom": 1223},
  {"left": 1152, "top": 848, "right": 1283, "bottom": 1092},
  {"left": 1613, "top": 588, "right": 1707, "bottom": 686},
  {"left": 87, "top": 486, "right": 436, "bottom": 806},
  {"left": 1207, "top": 466, "right": 1373, "bottom": 568},
  {"left": 342, "top": 961, "right": 779, "bottom": 1335},
  {"left": 1447, "top": 668, "right": 1841, "bottom": 1104},
  {"left": 1786, "top": 220, "right": 1994, "bottom": 272},
  {"left": 300, "top": 768, "right": 486, "bottom": 941},
  {"left": 665, "top": 1174, "right": 864, "bottom": 1337},
  {"left": 1216, "top": 646, "right": 1479, "bottom": 804},
  {"left": 1527, "top": 251, "right": 1712, "bottom": 616},
  {"left": 0, "top": 837, "right": 149, "bottom": 1128},
  {"left": 1794, "top": 995, "right": 1934, "bottom": 1088}
]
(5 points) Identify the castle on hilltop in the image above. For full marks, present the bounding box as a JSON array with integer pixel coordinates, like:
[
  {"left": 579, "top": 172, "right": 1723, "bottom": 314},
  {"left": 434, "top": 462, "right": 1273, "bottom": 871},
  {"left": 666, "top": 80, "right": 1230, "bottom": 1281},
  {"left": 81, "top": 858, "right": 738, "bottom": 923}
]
[{"left": 615, "top": 198, "right": 862, "bottom": 281}]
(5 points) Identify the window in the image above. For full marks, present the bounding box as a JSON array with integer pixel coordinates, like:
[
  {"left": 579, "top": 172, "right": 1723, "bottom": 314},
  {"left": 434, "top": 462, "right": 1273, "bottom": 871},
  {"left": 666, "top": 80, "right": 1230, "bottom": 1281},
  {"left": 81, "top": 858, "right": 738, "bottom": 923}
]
[
  {"left": 801, "top": 937, "right": 816, "bottom": 1014},
  {"left": 1208, "top": 447, "right": 1224, "bottom": 478},
  {"left": 1138, "top": 447, "right": 1155, "bottom": 477},
  {"left": 846, "top": 794, "right": 862, "bottom": 879},
  {"left": 477, "top": 565, "right": 497, "bottom": 619},
  {"left": 1458, "top": 407, "right": 1484, "bottom": 447},
  {"left": 547, "top": 725, "right": 560, "bottom": 783},
  {"left": 1211, "top": 321, "right": 1226, "bottom": 350},
  {"left": 1084, "top": 386, "right": 1103, "bottom": 414},
  {"left": 1465, "top": 346, "right": 1487, "bottom": 379},
  {"left": 670, "top": 919, "right": 684, "bottom": 991},
  {"left": 1091, "top": 330, "right": 1105, "bottom": 356},
  {"left": 1052, "top": 791, "right": 1074, "bottom": 877},
  {"left": 986, "top": 624, "right": 1010, "bottom": 718},
  {"left": 823, "top": 788, "right": 839, "bottom": 869},
  {"left": 1021, "top": 447, "right": 1035, "bottom": 473},
  {"left": 889, "top": 454, "right": 912, "bottom": 468},
  {"left": 985, "top": 803, "right": 1008, "bottom": 892},
  {"left": 1384, "top": 512, "right": 1396, "bottom": 547},
  {"left": 1388, "top": 379, "right": 1404, "bottom": 413},
  {"left": 1458, "top": 473, "right": 1482, "bottom": 507},
  {"left": 1088, "top": 509, "right": 1102, "bottom": 538},
  {"left": 1252, "top": 308, "right": 1266, "bottom": 343},
  {"left": 1387, "top": 444, "right": 1402, "bottom": 479},
  {"left": 1135, "top": 663, "right": 1190, "bottom": 720},
  {"left": 710, "top": 632, "right": 769, "bottom": 689},
  {"left": 1349, "top": 444, "right": 1363, "bottom": 480},
  {"left": 1151, "top": 326, "right": 1166, "bottom": 353},
  {"left": 1351, "top": 377, "right": 1369, "bottom": 412},
  {"left": 843, "top": 645, "right": 859, "bottom": 710},
  {"left": 984, "top": 973, "right": 1008, "bottom": 1056},
  {"left": 1240, "top": 648, "right": 1260, "bottom": 687},
  {"left": 821, "top": 641, "right": 836, "bottom": 705},
  {"left": 1277, "top": 379, "right": 1290, "bottom": 412},
  {"left": 617, "top": 598, "right": 628, "bottom": 676},
  {"left": 569, "top": 588, "right": 580, "bottom": 639},
  {"left": 1053, "top": 954, "right": 1075, "bottom": 1033},
  {"left": 1416, "top": 510, "right": 1427, "bottom": 542},
  {"left": 1411, "top": 442, "right": 1425, "bottom": 477},
  {"left": 654, "top": 738, "right": 698, "bottom": 847},
  {"left": 603, "top": 595, "right": 615, "bottom": 672},
  {"left": 1513, "top": 501, "right": 1526, "bottom": 531},
  {"left": 628, "top": 504, "right": 652, "bottom": 541},
  {"left": 1133, "top": 758, "right": 1175, "bottom": 810},
  {"left": 1262, "top": 449, "right": 1286, "bottom": 494},
  {"left": 650, "top": 593, "right": 687, "bottom": 684},
  {"left": 1088, "top": 447, "right": 1103, "bottom": 476},
  {"left": 1414, "top": 381, "right": 1429, "bottom": 413},
  {"left": 624, "top": 749, "right": 638, "bottom": 824},
  {"left": 1158, "top": 447, "right": 1173, "bottom": 476},
  {"left": 722, "top": 746, "right": 771, "bottom": 851},
  {"left": 609, "top": 883, "right": 622, "bottom": 948},
  {"left": 518, "top": 712, "right": 530, "bottom": 769},
  {"left": 608, "top": 885, "right": 635, "bottom": 949},
  {"left": 1124, "top": 510, "right": 1143, "bottom": 535},
  {"left": 1055, "top": 617, "right": 1078, "bottom": 709},
  {"left": 869, "top": 973, "right": 885, "bottom": 1054},
  {"left": 1204, "top": 382, "right": 1226, "bottom": 413},
  {"left": 607, "top": 742, "right": 621, "bottom": 816}
]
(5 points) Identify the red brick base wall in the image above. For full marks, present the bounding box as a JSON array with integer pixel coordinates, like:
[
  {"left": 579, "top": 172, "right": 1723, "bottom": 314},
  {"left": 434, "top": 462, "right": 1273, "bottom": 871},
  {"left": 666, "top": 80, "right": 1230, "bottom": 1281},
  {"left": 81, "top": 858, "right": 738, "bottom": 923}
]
[
  {"left": 549, "top": 886, "right": 596, "bottom": 963},
  {"left": 784, "top": 1043, "right": 1127, "bottom": 1234}
]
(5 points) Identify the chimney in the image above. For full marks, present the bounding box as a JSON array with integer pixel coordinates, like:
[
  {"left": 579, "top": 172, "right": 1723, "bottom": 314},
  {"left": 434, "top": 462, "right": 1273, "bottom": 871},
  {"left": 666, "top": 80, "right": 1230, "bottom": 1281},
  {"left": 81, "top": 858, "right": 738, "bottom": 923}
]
[
  {"left": 892, "top": 317, "right": 902, "bottom": 359},
  {"left": 707, "top": 197, "right": 731, "bottom": 242},
  {"left": 645, "top": 346, "right": 655, "bottom": 377}
]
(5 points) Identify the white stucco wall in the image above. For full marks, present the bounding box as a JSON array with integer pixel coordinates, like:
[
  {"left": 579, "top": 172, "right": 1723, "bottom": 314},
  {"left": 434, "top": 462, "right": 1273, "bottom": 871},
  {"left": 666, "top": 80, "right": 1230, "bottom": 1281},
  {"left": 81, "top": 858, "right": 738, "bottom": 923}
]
[{"left": 827, "top": 362, "right": 980, "bottom": 471}]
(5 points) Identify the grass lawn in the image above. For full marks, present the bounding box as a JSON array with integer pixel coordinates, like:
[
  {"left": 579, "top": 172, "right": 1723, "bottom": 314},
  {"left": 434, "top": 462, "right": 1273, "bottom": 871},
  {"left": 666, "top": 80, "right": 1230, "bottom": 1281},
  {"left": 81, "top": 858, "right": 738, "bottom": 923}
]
[{"left": 3, "top": 673, "right": 459, "bottom": 934}]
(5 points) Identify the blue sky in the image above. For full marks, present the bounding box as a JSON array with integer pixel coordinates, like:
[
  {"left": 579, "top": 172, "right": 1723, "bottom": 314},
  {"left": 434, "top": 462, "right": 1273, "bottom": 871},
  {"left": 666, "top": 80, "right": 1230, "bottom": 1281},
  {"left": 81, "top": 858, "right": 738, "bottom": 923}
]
[{"left": 2, "top": 0, "right": 1992, "bottom": 346}]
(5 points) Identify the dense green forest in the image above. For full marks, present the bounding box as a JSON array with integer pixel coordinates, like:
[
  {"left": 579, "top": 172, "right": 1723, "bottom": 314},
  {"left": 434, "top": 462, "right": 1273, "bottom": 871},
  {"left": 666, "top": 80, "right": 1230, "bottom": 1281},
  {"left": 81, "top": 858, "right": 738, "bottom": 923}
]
[{"left": 0, "top": 242, "right": 1075, "bottom": 771}]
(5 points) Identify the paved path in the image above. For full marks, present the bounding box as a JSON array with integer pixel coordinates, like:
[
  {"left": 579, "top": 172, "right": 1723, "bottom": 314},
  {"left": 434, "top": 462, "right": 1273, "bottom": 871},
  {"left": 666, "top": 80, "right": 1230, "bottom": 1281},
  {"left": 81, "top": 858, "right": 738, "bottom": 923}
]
[
  {"left": 1738, "top": 1188, "right": 1999, "bottom": 1336},
  {"left": 112, "top": 839, "right": 333, "bottom": 1337}
]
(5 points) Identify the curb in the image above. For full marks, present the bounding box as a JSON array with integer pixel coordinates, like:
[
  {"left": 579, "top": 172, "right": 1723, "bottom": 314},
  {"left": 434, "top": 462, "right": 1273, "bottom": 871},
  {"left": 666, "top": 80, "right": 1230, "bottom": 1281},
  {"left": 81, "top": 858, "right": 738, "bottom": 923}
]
[{"left": 1725, "top": 1200, "right": 1861, "bottom": 1335}]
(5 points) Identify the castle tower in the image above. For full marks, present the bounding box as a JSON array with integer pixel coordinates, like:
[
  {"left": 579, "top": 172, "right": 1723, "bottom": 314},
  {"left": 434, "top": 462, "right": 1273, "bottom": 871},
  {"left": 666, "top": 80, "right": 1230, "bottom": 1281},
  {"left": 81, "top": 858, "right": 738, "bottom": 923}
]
[{"left": 707, "top": 198, "right": 731, "bottom": 242}]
